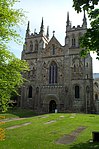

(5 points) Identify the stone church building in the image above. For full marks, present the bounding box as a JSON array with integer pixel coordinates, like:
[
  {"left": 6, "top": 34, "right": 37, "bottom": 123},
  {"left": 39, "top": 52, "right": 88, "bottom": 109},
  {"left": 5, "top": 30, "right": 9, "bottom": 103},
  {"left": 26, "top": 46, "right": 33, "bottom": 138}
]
[{"left": 21, "top": 12, "right": 94, "bottom": 114}]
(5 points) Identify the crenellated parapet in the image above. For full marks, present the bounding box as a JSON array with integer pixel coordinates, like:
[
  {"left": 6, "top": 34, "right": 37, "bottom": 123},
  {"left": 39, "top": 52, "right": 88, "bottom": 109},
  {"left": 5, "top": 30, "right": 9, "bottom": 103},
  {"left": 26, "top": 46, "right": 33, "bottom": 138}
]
[{"left": 65, "top": 11, "right": 87, "bottom": 48}]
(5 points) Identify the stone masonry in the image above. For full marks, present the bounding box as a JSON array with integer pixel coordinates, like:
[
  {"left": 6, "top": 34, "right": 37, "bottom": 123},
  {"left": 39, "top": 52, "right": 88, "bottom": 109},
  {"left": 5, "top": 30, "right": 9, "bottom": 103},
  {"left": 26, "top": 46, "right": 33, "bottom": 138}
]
[{"left": 21, "top": 12, "right": 94, "bottom": 114}]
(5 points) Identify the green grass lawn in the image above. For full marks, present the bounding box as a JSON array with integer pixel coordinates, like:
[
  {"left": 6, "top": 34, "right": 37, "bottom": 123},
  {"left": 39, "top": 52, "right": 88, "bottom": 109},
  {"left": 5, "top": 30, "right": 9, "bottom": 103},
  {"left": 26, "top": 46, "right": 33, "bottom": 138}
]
[{"left": 0, "top": 110, "right": 99, "bottom": 149}]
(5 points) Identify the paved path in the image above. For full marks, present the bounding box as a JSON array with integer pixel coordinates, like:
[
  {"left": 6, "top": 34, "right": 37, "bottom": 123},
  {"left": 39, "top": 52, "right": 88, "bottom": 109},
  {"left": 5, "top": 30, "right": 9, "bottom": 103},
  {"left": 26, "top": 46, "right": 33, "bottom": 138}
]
[
  {"left": 0, "top": 117, "right": 26, "bottom": 122},
  {"left": 0, "top": 117, "right": 31, "bottom": 130},
  {"left": 56, "top": 126, "right": 86, "bottom": 144},
  {"left": 6, "top": 122, "right": 32, "bottom": 130}
]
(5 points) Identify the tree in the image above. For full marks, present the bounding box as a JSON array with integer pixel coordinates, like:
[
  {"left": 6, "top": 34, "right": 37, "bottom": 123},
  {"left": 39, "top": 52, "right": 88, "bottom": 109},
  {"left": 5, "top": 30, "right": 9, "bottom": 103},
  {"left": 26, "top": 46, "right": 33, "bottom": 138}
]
[
  {"left": 73, "top": 0, "right": 99, "bottom": 58},
  {"left": 0, "top": 0, "right": 29, "bottom": 111}
]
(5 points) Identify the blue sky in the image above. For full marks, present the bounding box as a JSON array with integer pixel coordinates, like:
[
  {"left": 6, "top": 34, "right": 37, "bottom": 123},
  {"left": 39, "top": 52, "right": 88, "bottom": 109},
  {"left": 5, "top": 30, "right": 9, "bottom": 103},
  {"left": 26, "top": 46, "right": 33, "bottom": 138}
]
[{"left": 10, "top": 0, "right": 99, "bottom": 73}]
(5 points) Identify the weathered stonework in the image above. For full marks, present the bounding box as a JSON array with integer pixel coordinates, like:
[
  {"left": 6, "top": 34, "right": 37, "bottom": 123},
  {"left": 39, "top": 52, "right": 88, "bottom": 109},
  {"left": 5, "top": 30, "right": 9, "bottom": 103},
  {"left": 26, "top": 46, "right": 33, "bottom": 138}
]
[
  {"left": 20, "top": 13, "right": 94, "bottom": 114},
  {"left": 93, "top": 79, "right": 99, "bottom": 113}
]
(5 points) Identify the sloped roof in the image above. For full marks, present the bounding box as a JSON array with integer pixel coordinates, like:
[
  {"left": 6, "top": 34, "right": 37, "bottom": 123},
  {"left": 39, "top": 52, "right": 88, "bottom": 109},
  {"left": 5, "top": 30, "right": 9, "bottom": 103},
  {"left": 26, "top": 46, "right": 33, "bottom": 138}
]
[{"left": 46, "top": 35, "right": 62, "bottom": 48}]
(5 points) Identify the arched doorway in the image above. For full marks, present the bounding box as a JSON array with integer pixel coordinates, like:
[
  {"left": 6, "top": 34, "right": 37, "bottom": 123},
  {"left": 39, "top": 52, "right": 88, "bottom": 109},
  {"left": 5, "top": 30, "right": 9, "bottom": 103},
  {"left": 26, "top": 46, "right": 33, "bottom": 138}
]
[{"left": 49, "top": 100, "right": 57, "bottom": 113}]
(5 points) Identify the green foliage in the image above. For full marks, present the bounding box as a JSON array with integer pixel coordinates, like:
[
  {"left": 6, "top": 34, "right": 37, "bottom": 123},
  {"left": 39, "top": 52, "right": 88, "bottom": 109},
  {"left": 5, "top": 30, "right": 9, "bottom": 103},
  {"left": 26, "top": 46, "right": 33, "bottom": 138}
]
[
  {"left": 73, "top": 0, "right": 99, "bottom": 12},
  {"left": 0, "top": 0, "right": 25, "bottom": 43},
  {"left": 73, "top": 0, "right": 99, "bottom": 58},
  {"left": 0, "top": 0, "right": 29, "bottom": 111},
  {"left": 0, "top": 45, "right": 29, "bottom": 112}
]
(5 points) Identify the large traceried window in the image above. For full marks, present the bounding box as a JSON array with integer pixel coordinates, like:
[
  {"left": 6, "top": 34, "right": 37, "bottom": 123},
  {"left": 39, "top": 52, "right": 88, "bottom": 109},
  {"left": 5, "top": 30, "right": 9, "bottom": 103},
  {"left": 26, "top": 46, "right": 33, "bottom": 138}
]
[
  {"left": 75, "top": 85, "right": 80, "bottom": 98},
  {"left": 49, "top": 62, "right": 57, "bottom": 84},
  {"left": 28, "top": 86, "right": 32, "bottom": 98}
]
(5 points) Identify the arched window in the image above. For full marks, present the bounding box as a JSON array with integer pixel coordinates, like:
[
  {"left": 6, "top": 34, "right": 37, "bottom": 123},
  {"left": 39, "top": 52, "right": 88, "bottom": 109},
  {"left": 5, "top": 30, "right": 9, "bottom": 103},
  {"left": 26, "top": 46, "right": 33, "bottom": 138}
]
[
  {"left": 95, "top": 94, "right": 98, "bottom": 100},
  {"left": 35, "top": 40, "right": 38, "bottom": 51},
  {"left": 30, "top": 41, "right": 33, "bottom": 51},
  {"left": 72, "top": 38, "right": 75, "bottom": 47},
  {"left": 49, "top": 62, "right": 57, "bottom": 84},
  {"left": 75, "top": 85, "right": 80, "bottom": 98},
  {"left": 74, "top": 64, "right": 76, "bottom": 72},
  {"left": 52, "top": 44, "right": 55, "bottom": 55},
  {"left": 28, "top": 86, "right": 32, "bottom": 98},
  {"left": 72, "top": 34, "right": 76, "bottom": 47}
]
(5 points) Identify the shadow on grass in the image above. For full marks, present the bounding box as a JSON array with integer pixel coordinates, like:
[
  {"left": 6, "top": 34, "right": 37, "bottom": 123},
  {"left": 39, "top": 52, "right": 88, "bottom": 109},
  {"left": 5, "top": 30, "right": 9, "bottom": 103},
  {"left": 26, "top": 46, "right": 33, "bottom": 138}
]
[
  {"left": 0, "top": 107, "right": 37, "bottom": 118},
  {"left": 70, "top": 141, "right": 99, "bottom": 149}
]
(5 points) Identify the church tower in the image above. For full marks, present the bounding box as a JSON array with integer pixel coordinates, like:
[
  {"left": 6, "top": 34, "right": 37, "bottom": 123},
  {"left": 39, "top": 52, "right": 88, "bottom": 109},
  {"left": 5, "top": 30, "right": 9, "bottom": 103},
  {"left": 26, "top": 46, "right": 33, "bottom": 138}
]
[
  {"left": 65, "top": 11, "right": 87, "bottom": 48},
  {"left": 22, "top": 18, "right": 49, "bottom": 59},
  {"left": 64, "top": 11, "right": 93, "bottom": 113}
]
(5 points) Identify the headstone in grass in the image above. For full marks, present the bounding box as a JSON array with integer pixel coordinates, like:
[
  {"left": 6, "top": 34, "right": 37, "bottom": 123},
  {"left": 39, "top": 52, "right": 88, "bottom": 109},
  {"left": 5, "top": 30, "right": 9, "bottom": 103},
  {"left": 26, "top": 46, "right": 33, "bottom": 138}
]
[
  {"left": 40, "top": 116, "right": 48, "bottom": 118},
  {"left": 60, "top": 116, "right": 64, "bottom": 118},
  {"left": 70, "top": 113, "right": 76, "bottom": 118},
  {"left": 44, "top": 120, "right": 56, "bottom": 124}
]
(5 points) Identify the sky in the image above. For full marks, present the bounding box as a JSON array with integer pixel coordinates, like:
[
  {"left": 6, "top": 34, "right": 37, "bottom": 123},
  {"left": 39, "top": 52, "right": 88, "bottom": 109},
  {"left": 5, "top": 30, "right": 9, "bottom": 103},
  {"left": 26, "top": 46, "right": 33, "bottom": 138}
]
[{"left": 10, "top": 0, "right": 99, "bottom": 73}]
